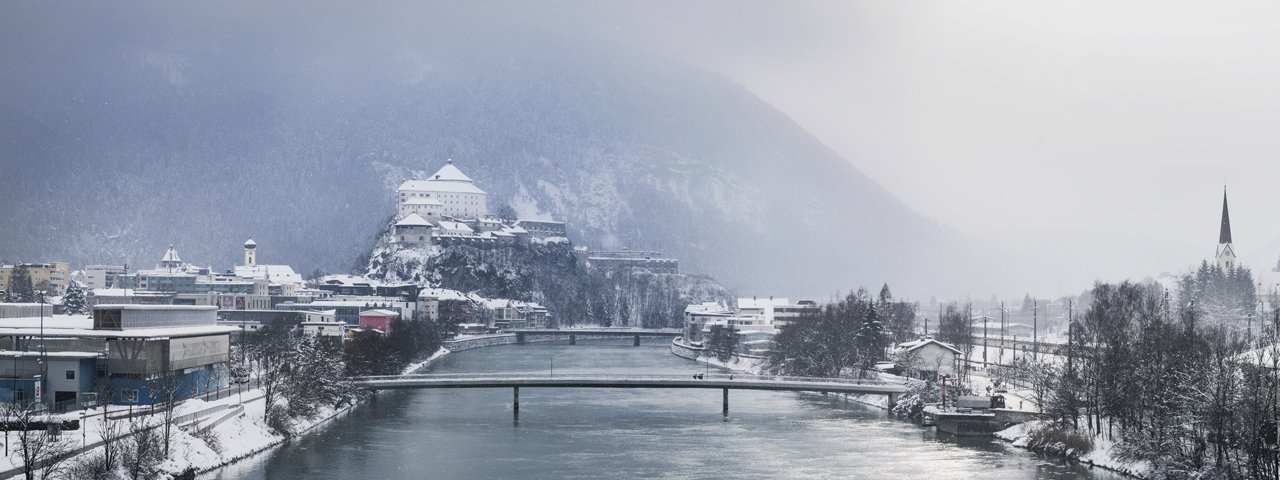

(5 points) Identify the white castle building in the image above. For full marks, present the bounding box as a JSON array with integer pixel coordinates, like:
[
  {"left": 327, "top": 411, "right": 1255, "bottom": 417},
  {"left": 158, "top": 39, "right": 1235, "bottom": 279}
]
[{"left": 395, "top": 160, "right": 488, "bottom": 220}]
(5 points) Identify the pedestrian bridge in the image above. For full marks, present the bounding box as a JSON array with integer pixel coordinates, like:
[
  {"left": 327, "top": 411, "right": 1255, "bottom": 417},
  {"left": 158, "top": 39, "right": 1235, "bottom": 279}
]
[
  {"left": 350, "top": 373, "right": 910, "bottom": 414},
  {"left": 504, "top": 328, "right": 684, "bottom": 346}
]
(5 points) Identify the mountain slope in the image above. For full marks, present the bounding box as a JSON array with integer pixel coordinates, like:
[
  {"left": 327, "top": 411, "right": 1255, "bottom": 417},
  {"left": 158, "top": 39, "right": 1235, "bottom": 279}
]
[{"left": 0, "top": 2, "right": 994, "bottom": 296}]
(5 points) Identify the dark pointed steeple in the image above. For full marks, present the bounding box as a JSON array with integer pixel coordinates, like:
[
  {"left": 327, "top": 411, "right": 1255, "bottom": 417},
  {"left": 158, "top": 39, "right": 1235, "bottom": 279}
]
[{"left": 1219, "top": 188, "right": 1232, "bottom": 245}]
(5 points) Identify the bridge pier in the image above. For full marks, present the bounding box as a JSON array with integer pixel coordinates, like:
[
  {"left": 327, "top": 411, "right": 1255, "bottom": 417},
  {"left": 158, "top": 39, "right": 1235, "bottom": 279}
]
[
  {"left": 514, "top": 386, "right": 520, "bottom": 413},
  {"left": 516, "top": 333, "right": 525, "bottom": 344},
  {"left": 569, "top": 334, "right": 576, "bottom": 345},
  {"left": 723, "top": 388, "right": 729, "bottom": 416},
  {"left": 887, "top": 392, "right": 898, "bottom": 409},
  {"left": 634, "top": 335, "right": 640, "bottom": 346}
]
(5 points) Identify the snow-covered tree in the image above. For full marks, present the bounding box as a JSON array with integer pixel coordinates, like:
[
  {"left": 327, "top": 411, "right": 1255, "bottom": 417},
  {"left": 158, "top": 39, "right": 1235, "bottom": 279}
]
[{"left": 61, "top": 280, "right": 88, "bottom": 315}]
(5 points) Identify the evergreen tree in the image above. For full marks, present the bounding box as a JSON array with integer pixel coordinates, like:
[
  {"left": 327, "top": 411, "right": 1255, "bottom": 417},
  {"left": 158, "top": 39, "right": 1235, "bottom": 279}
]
[
  {"left": 62, "top": 280, "right": 88, "bottom": 315},
  {"left": 8, "top": 266, "right": 34, "bottom": 303},
  {"left": 705, "top": 324, "right": 740, "bottom": 363},
  {"left": 856, "top": 303, "right": 885, "bottom": 367}
]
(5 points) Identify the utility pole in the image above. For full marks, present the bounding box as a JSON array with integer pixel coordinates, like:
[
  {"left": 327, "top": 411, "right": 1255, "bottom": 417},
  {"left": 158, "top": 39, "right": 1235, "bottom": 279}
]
[
  {"left": 982, "top": 308, "right": 988, "bottom": 367},
  {"left": 1033, "top": 300, "right": 1038, "bottom": 361}
]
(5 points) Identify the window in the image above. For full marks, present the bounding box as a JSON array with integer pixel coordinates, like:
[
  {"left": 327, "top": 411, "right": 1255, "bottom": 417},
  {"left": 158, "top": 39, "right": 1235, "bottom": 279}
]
[
  {"left": 65, "top": 370, "right": 75, "bottom": 380},
  {"left": 122, "top": 389, "right": 139, "bottom": 403}
]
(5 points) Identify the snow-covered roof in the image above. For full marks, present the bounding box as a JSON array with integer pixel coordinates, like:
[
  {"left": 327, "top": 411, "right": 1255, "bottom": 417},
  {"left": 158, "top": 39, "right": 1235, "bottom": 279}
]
[
  {"left": 161, "top": 246, "right": 182, "bottom": 264},
  {"left": 360, "top": 309, "right": 399, "bottom": 317},
  {"left": 429, "top": 162, "right": 473, "bottom": 182},
  {"left": 234, "top": 264, "right": 304, "bottom": 285},
  {"left": 244, "top": 239, "right": 256, "bottom": 247},
  {"left": 0, "top": 350, "right": 103, "bottom": 359},
  {"left": 503, "top": 226, "right": 528, "bottom": 234},
  {"left": 419, "top": 288, "right": 484, "bottom": 303},
  {"left": 404, "top": 197, "right": 444, "bottom": 206},
  {"left": 395, "top": 213, "right": 433, "bottom": 227},
  {"left": 95, "top": 304, "right": 217, "bottom": 312},
  {"left": 896, "top": 337, "right": 963, "bottom": 355},
  {"left": 397, "top": 162, "right": 486, "bottom": 195},
  {"left": 0, "top": 323, "right": 237, "bottom": 339},
  {"left": 318, "top": 274, "right": 380, "bottom": 287},
  {"left": 685, "top": 302, "right": 734, "bottom": 316}
]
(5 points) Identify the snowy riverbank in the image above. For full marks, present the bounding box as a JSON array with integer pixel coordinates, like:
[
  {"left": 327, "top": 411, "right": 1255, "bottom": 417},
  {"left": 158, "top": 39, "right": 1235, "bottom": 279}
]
[
  {"left": 995, "top": 420, "right": 1149, "bottom": 478},
  {"left": 2, "top": 347, "right": 453, "bottom": 480}
]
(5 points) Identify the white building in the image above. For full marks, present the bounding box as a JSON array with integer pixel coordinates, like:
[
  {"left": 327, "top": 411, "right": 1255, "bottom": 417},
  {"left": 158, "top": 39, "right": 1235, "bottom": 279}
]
[
  {"left": 232, "top": 239, "right": 304, "bottom": 292},
  {"left": 398, "top": 197, "right": 445, "bottom": 222},
  {"left": 394, "top": 213, "right": 434, "bottom": 248},
  {"left": 893, "top": 337, "right": 961, "bottom": 381},
  {"left": 395, "top": 160, "right": 488, "bottom": 220},
  {"left": 737, "top": 297, "right": 819, "bottom": 328},
  {"left": 83, "top": 265, "right": 126, "bottom": 290}
]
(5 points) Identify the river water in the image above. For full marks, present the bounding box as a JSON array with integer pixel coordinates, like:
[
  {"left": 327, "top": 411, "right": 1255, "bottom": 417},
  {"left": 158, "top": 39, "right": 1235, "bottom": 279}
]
[{"left": 208, "top": 341, "right": 1121, "bottom": 480}]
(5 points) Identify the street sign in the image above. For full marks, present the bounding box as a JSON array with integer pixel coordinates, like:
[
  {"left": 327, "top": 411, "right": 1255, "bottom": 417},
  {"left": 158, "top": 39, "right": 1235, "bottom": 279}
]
[{"left": 33, "top": 374, "right": 42, "bottom": 403}]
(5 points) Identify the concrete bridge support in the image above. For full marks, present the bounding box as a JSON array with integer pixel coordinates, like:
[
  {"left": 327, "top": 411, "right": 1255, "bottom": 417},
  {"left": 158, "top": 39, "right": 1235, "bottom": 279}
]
[
  {"left": 887, "top": 392, "right": 898, "bottom": 409},
  {"left": 516, "top": 333, "right": 525, "bottom": 344},
  {"left": 723, "top": 388, "right": 729, "bottom": 416},
  {"left": 514, "top": 386, "right": 520, "bottom": 413},
  {"left": 569, "top": 334, "right": 576, "bottom": 345},
  {"left": 634, "top": 335, "right": 641, "bottom": 346}
]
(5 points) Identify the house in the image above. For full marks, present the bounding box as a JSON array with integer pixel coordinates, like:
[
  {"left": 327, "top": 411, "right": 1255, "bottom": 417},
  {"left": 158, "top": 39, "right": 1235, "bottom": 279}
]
[
  {"left": 394, "top": 213, "right": 435, "bottom": 248},
  {"left": 893, "top": 336, "right": 962, "bottom": 381},
  {"left": 302, "top": 318, "right": 347, "bottom": 341},
  {"left": 359, "top": 309, "right": 399, "bottom": 333}
]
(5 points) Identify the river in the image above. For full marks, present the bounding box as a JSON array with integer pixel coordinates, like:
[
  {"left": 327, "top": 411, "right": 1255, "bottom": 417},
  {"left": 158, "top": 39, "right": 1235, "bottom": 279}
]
[{"left": 207, "top": 341, "right": 1122, "bottom": 479}]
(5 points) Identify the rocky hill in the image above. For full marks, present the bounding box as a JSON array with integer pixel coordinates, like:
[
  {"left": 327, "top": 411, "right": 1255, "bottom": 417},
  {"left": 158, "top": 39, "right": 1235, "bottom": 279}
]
[{"left": 0, "top": 2, "right": 994, "bottom": 296}]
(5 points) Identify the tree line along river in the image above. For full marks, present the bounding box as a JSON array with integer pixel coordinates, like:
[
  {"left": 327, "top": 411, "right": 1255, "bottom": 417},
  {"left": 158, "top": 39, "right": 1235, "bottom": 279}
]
[{"left": 205, "top": 340, "right": 1123, "bottom": 480}]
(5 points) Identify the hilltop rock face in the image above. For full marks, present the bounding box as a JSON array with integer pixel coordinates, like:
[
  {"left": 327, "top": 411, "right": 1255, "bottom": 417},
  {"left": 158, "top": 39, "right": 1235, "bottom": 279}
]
[
  {"left": 0, "top": 3, "right": 988, "bottom": 296},
  {"left": 364, "top": 224, "right": 732, "bottom": 328}
]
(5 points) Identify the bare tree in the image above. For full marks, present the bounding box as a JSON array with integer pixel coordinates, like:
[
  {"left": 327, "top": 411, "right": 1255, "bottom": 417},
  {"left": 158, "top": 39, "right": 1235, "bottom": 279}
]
[
  {"left": 3, "top": 402, "right": 73, "bottom": 480},
  {"left": 146, "top": 369, "right": 187, "bottom": 459},
  {"left": 122, "top": 416, "right": 162, "bottom": 480}
]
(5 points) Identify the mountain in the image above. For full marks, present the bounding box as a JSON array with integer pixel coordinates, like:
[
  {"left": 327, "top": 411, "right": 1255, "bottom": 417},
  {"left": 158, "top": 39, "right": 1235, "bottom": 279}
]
[{"left": 0, "top": 2, "right": 995, "bottom": 297}]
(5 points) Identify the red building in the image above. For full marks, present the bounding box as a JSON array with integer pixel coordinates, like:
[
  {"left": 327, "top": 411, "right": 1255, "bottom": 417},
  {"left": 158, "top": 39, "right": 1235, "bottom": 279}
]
[{"left": 358, "top": 309, "right": 399, "bottom": 333}]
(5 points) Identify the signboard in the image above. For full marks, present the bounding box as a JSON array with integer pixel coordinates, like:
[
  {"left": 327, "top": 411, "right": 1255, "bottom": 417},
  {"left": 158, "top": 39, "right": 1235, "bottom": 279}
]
[
  {"left": 169, "top": 335, "right": 231, "bottom": 371},
  {"left": 33, "top": 374, "right": 41, "bottom": 403}
]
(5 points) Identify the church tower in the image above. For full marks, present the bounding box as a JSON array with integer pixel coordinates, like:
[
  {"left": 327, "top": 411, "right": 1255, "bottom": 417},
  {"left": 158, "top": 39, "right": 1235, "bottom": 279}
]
[
  {"left": 244, "top": 239, "right": 257, "bottom": 267},
  {"left": 1216, "top": 189, "right": 1236, "bottom": 271}
]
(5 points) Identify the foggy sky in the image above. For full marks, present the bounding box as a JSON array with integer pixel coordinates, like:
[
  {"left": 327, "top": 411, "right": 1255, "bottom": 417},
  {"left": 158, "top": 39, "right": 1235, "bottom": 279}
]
[
  {"left": 490, "top": 0, "right": 1280, "bottom": 296},
  {"left": 7, "top": 1, "right": 1278, "bottom": 299}
]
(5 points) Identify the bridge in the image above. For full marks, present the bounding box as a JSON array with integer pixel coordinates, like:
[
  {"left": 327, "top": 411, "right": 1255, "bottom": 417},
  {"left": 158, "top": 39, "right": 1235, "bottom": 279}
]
[
  {"left": 505, "top": 328, "right": 683, "bottom": 346},
  {"left": 351, "top": 373, "right": 910, "bottom": 415}
]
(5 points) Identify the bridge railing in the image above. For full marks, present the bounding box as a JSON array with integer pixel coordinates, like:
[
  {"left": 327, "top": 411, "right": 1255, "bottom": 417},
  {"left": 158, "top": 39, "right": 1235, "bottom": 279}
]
[{"left": 350, "top": 372, "right": 902, "bottom": 386}]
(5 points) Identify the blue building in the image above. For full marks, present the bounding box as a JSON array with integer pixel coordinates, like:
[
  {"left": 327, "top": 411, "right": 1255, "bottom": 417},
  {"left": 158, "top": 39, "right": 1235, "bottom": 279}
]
[{"left": 0, "top": 305, "right": 235, "bottom": 409}]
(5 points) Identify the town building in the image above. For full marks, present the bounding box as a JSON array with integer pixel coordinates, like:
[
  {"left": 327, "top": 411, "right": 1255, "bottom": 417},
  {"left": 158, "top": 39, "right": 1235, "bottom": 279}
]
[
  {"left": 395, "top": 161, "right": 488, "bottom": 220},
  {"left": 514, "top": 220, "right": 567, "bottom": 239},
  {"left": 359, "top": 309, "right": 399, "bottom": 333},
  {"left": 0, "top": 305, "right": 235, "bottom": 409},
  {"left": 0, "top": 262, "right": 72, "bottom": 296},
  {"left": 84, "top": 265, "right": 126, "bottom": 290}
]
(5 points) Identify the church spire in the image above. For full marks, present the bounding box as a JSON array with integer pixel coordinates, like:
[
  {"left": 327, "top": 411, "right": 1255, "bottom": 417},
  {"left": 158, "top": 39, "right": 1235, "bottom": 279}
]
[
  {"left": 1216, "top": 187, "right": 1237, "bottom": 271},
  {"left": 1219, "top": 187, "right": 1232, "bottom": 244}
]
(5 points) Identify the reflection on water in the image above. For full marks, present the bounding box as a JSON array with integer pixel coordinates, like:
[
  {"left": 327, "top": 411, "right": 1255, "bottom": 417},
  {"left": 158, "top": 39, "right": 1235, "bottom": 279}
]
[{"left": 206, "top": 342, "right": 1122, "bottom": 480}]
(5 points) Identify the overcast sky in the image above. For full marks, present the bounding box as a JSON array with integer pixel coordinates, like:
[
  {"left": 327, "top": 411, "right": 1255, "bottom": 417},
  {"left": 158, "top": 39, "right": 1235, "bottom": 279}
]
[{"left": 493, "top": 0, "right": 1280, "bottom": 294}]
